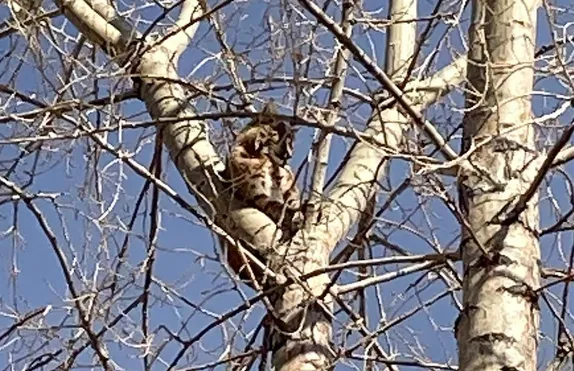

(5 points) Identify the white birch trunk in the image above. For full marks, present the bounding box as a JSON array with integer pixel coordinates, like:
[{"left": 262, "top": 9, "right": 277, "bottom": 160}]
[{"left": 457, "top": 0, "right": 541, "bottom": 369}]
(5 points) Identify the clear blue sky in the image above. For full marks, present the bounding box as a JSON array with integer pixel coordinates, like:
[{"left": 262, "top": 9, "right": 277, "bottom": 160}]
[{"left": 0, "top": 0, "right": 573, "bottom": 369}]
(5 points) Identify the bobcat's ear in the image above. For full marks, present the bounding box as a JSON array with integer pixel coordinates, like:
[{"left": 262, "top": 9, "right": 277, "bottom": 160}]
[
  {"left": 262, "top": 100, "right": 278, "bottom": 115},
  {"left": 260, "top": 101, "right": 280, "bottom": 128}
]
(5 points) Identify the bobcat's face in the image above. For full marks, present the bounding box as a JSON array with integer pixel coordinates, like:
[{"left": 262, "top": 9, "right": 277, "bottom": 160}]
[{"left": 240, "top": 117, "right": 296, "bottom": 162}]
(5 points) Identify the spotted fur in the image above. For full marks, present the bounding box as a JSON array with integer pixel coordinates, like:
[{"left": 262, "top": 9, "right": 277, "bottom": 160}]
[
  {"left": 226, "top": 103, "right": 300, "bottom": 225},
  {"left": 220, "top": 103, "right": 301, "bottom": 288}
]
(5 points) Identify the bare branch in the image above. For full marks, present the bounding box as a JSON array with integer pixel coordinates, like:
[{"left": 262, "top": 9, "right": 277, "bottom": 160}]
[
  {"left": 163, "top": 0, "right": 203, "bottom": 57},
  {"left": 297, "top": 0, "right": 459, "bottom": 162},
  {"left": 306, "top": 0, "right": 354, "bottom": 223},
  {"left": 54, "top": 0, "right": 125, "bottom": 54}
]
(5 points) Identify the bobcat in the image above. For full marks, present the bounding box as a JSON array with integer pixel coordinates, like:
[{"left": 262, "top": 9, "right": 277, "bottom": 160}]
[
  {"left": 226, "top": 102, "right": 300, "bottom": 224},
  {"left": 220, "top": 103, "right": 301, "bottom": 287}
]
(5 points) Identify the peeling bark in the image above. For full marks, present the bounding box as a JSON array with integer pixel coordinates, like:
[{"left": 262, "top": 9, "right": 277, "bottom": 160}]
[{"left": 457, "top": 0, "right": 541, "bottom": 370}]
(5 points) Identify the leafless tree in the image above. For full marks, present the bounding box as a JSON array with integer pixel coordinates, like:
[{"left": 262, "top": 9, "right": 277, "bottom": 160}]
[{"left": 0, "top": 0, "right": 573, "bottom": 370}]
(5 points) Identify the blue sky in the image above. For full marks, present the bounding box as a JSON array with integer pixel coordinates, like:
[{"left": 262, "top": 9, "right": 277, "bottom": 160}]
[{"left": 0, "top": 0, "right": 573, "bottom": 370}]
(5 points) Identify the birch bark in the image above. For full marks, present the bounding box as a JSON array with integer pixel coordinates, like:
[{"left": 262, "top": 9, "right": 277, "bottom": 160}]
[{"left": 456, "top": 0, "right": 541, "bottom": 370}]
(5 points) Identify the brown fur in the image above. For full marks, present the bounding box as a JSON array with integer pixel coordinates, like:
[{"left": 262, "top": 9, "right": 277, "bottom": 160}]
[
  {"left": 221, "top": 103, "right": 301, "bottom": 288},
  {"left": 227, "top": 103, "right": 300, "bottom": 223}
]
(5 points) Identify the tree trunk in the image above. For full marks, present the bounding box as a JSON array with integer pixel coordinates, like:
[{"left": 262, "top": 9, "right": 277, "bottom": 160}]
[
  {"left": 457, "top": 0, "right": 541, "bottom": 370},
  {"left": 270, "top": 0, "right": 417, "bottom": 369}
]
